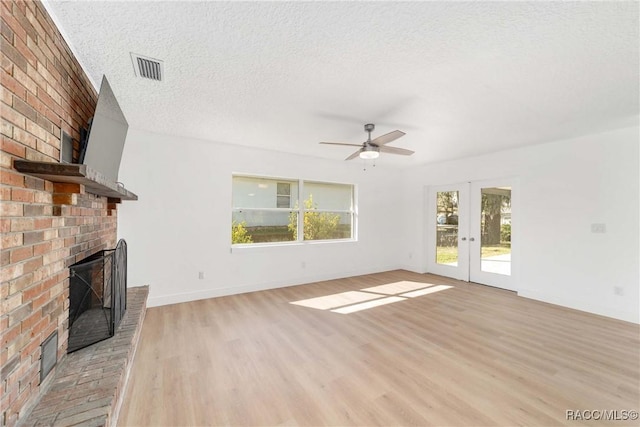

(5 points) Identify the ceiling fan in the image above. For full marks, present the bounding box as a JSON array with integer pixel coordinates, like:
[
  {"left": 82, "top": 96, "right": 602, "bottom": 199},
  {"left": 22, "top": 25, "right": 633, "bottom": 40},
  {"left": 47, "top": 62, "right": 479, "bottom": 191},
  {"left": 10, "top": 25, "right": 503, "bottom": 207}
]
[{"left": 320, "top": 123, "right": 414, "bottom": 160}]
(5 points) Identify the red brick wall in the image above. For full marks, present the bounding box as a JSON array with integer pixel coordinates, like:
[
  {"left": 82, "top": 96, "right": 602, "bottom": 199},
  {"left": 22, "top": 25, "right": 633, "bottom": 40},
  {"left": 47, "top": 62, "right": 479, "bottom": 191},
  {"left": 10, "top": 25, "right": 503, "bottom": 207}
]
[{"left": 1, "top": 1, "right": 117, "bottom": 425}]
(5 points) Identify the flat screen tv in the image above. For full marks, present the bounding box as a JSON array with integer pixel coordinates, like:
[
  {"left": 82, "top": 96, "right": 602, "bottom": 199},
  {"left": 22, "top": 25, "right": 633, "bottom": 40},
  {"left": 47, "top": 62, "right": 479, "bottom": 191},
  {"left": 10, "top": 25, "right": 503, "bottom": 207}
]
[{"left": 80, "top": 76, "right": 128, "bottom": 183}]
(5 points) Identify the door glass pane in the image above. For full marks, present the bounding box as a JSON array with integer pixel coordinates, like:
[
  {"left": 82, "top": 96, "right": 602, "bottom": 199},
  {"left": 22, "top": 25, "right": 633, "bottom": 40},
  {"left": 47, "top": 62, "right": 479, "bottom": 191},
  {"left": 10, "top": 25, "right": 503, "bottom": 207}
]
[
  {"left": 480, "top": 187, "right": 511, "bottom": 275},
  {"left": 436, "top": 191, "right": 459, "bottom": 266}
]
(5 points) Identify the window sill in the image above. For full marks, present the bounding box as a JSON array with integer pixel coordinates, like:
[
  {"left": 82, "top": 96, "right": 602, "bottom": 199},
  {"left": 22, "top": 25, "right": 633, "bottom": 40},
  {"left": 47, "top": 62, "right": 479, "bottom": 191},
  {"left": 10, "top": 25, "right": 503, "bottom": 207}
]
[{"left": 231, "top": 238, "right": 357, "bottom": 253}]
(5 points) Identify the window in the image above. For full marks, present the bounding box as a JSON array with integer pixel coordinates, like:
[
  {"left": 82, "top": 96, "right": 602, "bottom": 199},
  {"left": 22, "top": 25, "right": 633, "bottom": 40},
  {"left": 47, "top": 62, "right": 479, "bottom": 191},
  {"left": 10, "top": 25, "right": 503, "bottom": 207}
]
[
  {"left": 232, "top": 176, "right": 298, "bottom": 243},
  {"left": 300, "top": 181, "right": 353, "bottom": 241},
  {"left": 232, "top": 176, "right": 355, "bottom": 245},
  {"left": 276, "top": 182, "right": 291, "bottom": 208}
]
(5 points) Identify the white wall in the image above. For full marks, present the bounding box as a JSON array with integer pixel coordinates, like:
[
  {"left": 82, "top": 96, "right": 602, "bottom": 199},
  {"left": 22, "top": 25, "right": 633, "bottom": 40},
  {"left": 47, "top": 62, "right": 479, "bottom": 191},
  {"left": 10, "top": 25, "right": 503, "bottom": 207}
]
[
  {"left": 118, "top": 125, "right": 639, "bottom": 324},
  {"left": 118, "top": 128, "right": 405, "bottom": 307},
  {"left": 400, "top": 126, "right": 639, "bottom": 323}
]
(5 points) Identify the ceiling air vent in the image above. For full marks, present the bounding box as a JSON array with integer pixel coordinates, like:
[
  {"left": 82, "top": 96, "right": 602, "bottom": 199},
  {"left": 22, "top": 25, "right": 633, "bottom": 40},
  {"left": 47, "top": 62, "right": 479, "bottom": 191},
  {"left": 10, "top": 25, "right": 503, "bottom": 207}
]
[{"left": 131, "top": 53, "right": 163, "bottom": 81}]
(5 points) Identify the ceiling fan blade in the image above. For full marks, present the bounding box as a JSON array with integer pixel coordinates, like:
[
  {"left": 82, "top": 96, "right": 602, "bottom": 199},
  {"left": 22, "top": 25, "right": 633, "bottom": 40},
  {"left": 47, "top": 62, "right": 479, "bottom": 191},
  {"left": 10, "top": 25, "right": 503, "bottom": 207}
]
[
  {"left": 370, "top": 130, "right": 406, "bottom": 146},
  {"left": 319, "top": 142, "right": 364, "bottom": 147},
  {"left": 379, "top": 146, "right": 414, "bottom": 156},
  {"left": 345, "top": 150, "right": 362, "bottom": 161}
]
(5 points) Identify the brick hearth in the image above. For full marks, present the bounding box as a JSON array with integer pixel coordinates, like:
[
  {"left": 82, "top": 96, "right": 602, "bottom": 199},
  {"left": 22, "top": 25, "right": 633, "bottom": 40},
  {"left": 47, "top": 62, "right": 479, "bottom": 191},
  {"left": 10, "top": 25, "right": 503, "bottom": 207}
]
[{"left": 21, "top": 286, "right": 148, "bottom": 427}]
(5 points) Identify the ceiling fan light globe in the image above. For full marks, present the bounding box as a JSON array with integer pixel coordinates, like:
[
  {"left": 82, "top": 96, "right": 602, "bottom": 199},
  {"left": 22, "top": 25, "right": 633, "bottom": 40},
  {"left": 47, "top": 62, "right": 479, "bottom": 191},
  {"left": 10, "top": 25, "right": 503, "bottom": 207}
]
[{"left": 359, "top": 150, "right": 380, "bottom": 160}]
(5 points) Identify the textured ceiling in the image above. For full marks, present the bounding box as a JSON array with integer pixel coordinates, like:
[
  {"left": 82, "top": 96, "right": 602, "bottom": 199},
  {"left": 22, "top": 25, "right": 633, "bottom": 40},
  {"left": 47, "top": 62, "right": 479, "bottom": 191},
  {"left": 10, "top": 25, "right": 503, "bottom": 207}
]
[{"left": 45, "top": 1, "right": 639, "bottom": 166}]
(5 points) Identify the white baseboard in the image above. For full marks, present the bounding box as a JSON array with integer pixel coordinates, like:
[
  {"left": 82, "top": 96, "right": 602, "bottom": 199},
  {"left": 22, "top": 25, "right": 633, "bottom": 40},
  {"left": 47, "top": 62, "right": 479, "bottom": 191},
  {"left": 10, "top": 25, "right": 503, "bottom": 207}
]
[
  {"left": 145, "top": 265, "right": 401, "bottom": 308},
  {"left": 396, "top": 264, "right": 427, "bottom": 274}
]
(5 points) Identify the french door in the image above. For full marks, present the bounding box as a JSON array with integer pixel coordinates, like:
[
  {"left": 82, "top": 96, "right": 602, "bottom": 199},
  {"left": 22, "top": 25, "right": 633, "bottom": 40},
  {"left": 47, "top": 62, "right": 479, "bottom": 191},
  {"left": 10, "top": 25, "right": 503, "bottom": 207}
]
[{"left": 426, "top": 179, "right": 516, "bottom": 291}]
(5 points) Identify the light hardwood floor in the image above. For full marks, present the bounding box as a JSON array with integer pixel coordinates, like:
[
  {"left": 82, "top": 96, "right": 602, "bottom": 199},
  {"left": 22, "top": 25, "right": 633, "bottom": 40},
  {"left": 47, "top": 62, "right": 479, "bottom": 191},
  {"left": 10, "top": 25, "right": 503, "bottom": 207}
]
[{"left": 118, "top": 270, "right": 639, "bottom": 426}]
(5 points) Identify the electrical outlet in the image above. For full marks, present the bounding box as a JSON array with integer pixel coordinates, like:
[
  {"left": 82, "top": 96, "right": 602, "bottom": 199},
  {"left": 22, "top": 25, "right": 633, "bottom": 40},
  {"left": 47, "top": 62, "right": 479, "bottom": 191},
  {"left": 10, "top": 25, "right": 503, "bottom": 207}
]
[
  {"left": 301, "top": 261, "right": 306, "bottom": 269},
  {"left": 198, "top": 271, "right": 205, "bottom": 280},
  {"left": 591, "top": 223, "right": 606, "bottom": 233},
  {"left": 614, "top": 286, "right": 624, "bottom": 296}
]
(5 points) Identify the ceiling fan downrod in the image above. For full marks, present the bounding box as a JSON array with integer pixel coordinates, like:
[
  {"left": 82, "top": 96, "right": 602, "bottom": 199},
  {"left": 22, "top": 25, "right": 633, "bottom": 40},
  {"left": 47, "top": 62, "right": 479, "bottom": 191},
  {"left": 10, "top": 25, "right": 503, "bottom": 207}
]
[{"left": 364, "top": 123, "right": 375, "bottom": 143}]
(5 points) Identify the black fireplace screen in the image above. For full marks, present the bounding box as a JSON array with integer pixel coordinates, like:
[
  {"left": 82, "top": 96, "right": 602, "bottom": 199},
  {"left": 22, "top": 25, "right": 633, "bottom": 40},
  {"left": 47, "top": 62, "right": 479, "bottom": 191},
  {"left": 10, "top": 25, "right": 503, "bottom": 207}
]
[{"left": 68, "top": 239, "right": 127, "bottom": 353}]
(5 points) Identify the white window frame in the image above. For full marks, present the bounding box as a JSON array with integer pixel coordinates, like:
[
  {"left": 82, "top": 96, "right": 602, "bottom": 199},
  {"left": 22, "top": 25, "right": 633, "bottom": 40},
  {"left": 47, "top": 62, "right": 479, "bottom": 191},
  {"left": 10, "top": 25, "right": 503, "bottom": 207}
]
[{"left": 232, "top": 174, "right": 357, "bottom": 247}]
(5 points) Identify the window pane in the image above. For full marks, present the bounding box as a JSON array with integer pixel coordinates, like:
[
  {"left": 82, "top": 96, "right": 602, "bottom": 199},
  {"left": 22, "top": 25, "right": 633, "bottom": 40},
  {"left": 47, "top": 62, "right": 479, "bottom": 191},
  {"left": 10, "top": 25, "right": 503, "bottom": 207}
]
[
  {"left": 232, "top": 176, "right": 298, "bottom": 209},
  {"left": 436, "top": 191, "right": 459, "bottom": 266},
  {"left": 277, "top": 183, "right": 290, "bottom": 196},
  {"left": 303, "top": 212, "right": 352, "bottom": 241},
  {"left": 480, "top": 187, "right": 511, "bottom": 275},
  {"left": 276, "top": 195, "right": 291, "bottom": 209},
  {"left": 303, "top": 182, "right": 352, "bottom": 211},
  {"left": 232, "top": 210, "right": 296, "bottom": 243}
]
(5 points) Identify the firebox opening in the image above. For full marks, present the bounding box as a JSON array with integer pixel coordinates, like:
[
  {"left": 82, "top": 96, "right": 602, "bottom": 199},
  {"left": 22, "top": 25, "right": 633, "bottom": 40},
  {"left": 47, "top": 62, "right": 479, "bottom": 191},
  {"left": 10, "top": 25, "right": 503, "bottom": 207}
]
[{"left": 68, "top": 240, "right": 127, "bottom": 353}]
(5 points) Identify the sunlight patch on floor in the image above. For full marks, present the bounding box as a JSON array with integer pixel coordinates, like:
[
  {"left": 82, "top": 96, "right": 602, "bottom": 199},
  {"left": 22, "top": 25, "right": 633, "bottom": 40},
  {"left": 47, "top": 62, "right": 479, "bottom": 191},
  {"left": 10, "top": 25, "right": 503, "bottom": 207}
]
[
  {"left": 361, "top": 281, "right": 435, "bottom": 295},
  {"left": 331, "top": 297, "right": 406, "bottom": 314},
  {"left": 290, "top": 291, "right": 383, "bottom": 310},
  {"left": 290, "top": 281, "right": 454, "bottom": 314},
  {"left": 400, "top": 285, "right": 453, "bottom": 298}
]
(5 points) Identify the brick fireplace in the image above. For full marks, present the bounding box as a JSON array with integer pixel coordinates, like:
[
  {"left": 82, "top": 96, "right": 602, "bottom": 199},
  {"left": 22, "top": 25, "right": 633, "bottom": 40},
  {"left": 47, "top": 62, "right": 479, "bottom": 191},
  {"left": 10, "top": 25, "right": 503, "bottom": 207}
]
[{"left": 1, "top": 1, "right": 126, "bottom": 425}]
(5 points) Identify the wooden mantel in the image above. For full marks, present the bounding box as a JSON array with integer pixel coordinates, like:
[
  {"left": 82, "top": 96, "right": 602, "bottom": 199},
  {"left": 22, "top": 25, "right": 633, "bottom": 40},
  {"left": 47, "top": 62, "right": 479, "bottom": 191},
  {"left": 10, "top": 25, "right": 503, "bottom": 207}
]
[{"left": 14, "top": 160, "right": 138, "bottom": 201}]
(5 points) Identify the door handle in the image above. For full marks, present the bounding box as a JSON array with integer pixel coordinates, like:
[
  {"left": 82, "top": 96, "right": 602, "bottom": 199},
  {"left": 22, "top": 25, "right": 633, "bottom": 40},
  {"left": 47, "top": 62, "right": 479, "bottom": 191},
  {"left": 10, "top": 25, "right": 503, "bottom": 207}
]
[
  {"left": 461, "top": 237, "right": 467, "bottom": 241},
  {"left": 469, "top": 237, "right": 475, "bottom": 242}
]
